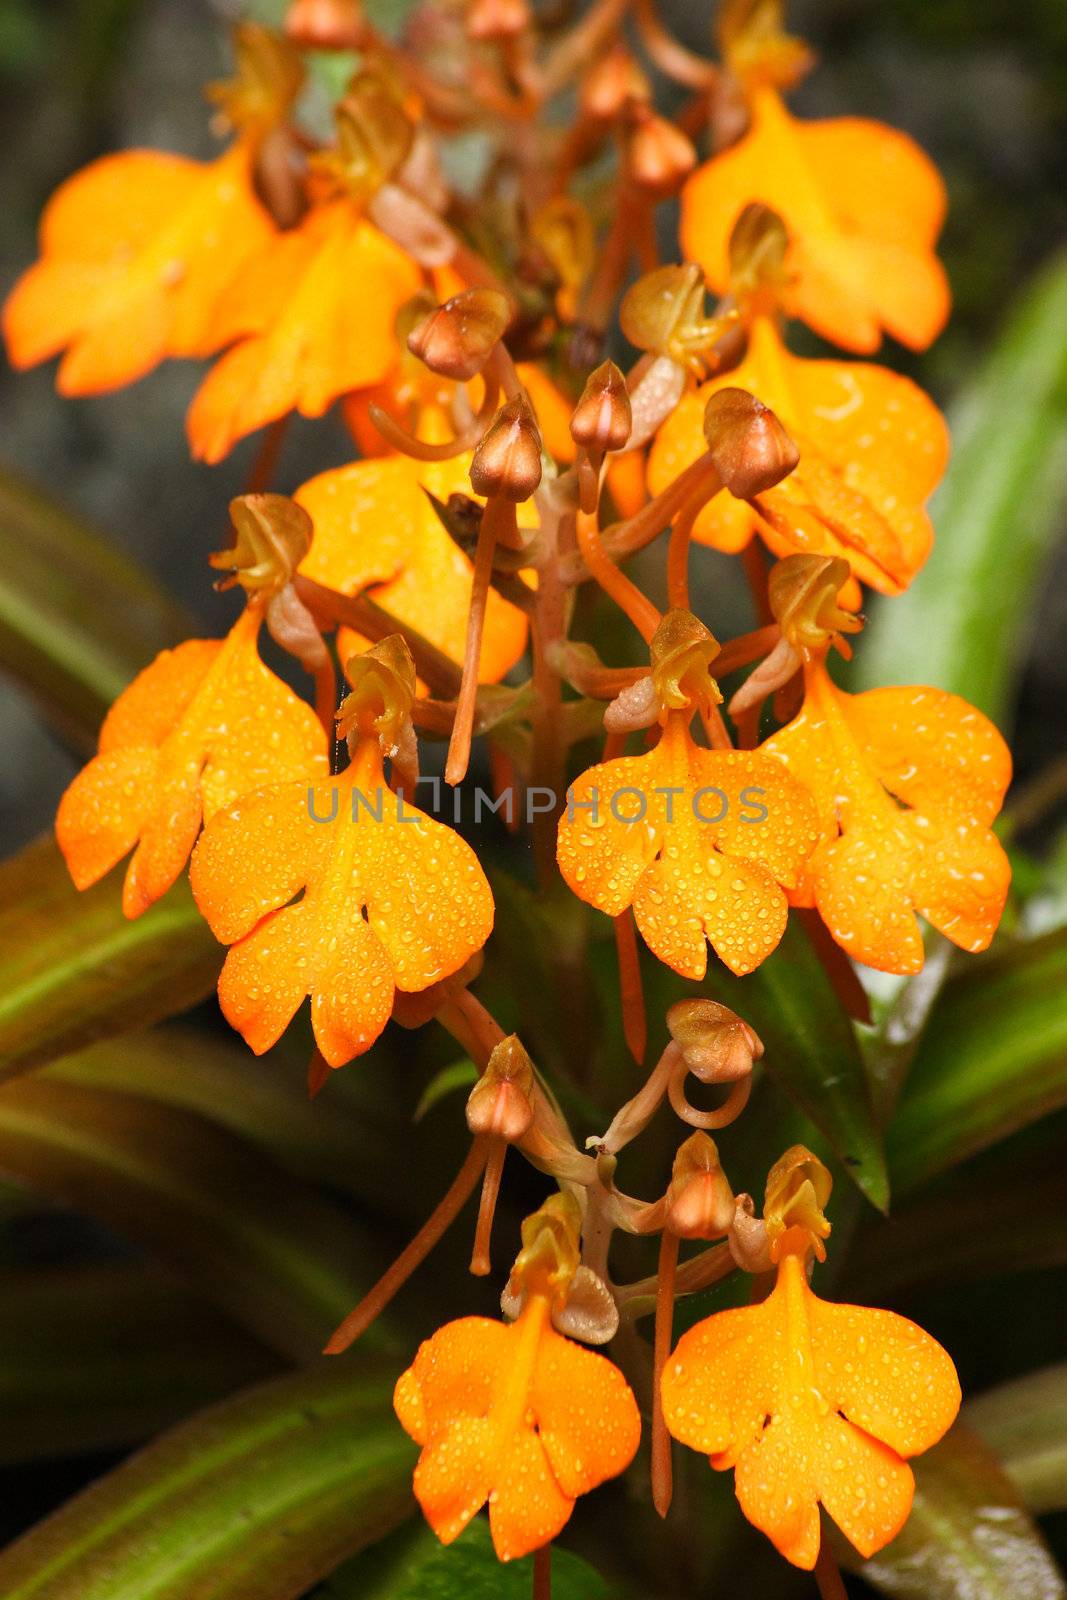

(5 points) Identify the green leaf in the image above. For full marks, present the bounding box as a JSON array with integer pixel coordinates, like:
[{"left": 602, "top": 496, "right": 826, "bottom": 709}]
[
  {"left": 0, "top": 1357, "right": 416, "bottom": 1600},
  {"left": 321, "top": 1515, "right": 609, "bottom": 1599},
  {"left": 706, "top": 919, "right": 888, "bottom": 1211},
  {"left": 0, "top": 1262, "right": 277, "bottom": 1465},
  {"left": 887, "top": 927, "right": 1067, "bottom": 1194},
  {"left": 967, "top": 1365, "right": 1067, "bottom": 1517},
  {"left": 0, "top": 470, "right": 190, "bottom": 751},
  {"left": 0, "top": 1075, "right": 381, "bottom": 1359},
  {"left": 858, "top": 253, "right": 1067, "bottom": 727},
  {"left": 415, "top": 1058, "right": 478, "bottom": 1123},
  {"left": 0, "top": 836, "right": 221, "bottom": 1085},
  {"left": 840, "top": 1422, "right": 1066, "bottom": 1600}
]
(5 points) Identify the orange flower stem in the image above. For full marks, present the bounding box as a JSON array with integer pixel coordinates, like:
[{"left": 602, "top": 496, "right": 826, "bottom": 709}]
[
  {"left": 294, "top": 575, "right": 462, "bottom": 699},
  {"left": 489, "top": 742, "right": 519, "bottom": 832},
  {"left": 446, "top": 496, "right": 509, "bottom": 786},
  {"left": 578, "top": 182, "right": 640, "bottom": 345},
  {"left": 529, "top": 485, "right": 569, "bottom": 887},
  {"left": 634, "top": 0, "right": 720, "bottom": 88},
  {"left": 741, "top": 539, "right": 773, "bottom": 626},
  {"left": 667, "top": 1059, "right": 752, "bottom": 1130},
  {"left": 700, "top": 700, "right": 734, "bottom": 752},
  {"left": 533, "top": 1543, "right": 553, "bottom": 1600},
  {"left": 313, "top": 654, "right": 338, "bottom": 746},
  {"left": 712, "top": 625, "right": 782, "bottom": 677},
  {"left": 651, "top": 1228, "right": 680, "bottom": 1518},
  {"left": 324, "top": 1137, "right": 490, "bottom": 1354},
  {"left": 614, "top": 911, "right": 647, "bottom": 1067},
  {"left": 666, "top": 496, "right": 700, "bottom": 611},
  {"left": 245, "top": 416, "right": 290, "bottom": 496},
  {"left": 577, "top": 508, "right": 661, "bottom": 644},
  {"left": 439, "top": 986, "right": 508, "bottom": 1069},
  {"left": 813, "top": 1543, "right": 850, "bottom": 1600},
  {"left": 470, "top": 1137, "right": 507, "bottom": 1276}
]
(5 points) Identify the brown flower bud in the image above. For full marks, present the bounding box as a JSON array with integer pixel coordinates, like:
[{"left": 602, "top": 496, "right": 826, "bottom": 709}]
[
  {"left": 768, "top": 554, "right": 864, "bottom": 656},
  {"left": 666, "top": 1133, "right": 736, "bottom": 1239},
  {"left": 470, "top": 394, "right": 543, "bottom": 501},
  {"left": 466, "top": 1035, "right": 535, "bottom": 1143},
  {"left": 570, "top": 360, "right": 632, "bottom": 454},
  {"left": 702, "top": 386, "right": 799, "bottom": 500},
  {"left": 408, "top": 288, "right": 512, "bottom": 381},
  {"left": 581, "top": 45, "right": 650, "bottom": 121},
  {"left": 467, "top": 0, "right": 530, "bottom": 39},
  {"left": 211, "top": 493, "right": 313, "bottom": 599},
  {"left": 667, "top": 999, "right": 763, "bottom": 1083},
  {"left": 284, "top": 0, "right": 364, "bottom": 49},
  {"left": 627, "top": 106, "right": 697, "bottom": 197}
]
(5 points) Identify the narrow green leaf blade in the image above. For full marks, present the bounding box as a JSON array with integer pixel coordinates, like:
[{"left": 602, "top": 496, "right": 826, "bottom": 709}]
[
  {"left": 707, "top": 919, "right": 888, "bottom": 1210},
  {"left": 321, "top": 1516, "right": 609, "bottom": 1599},
  {"left": 840, "top": 1422, "right": 1066, "bottom": 1600},
  {"left": 967, "top": 1365, "right": 1067, "bottom": 1517},
  {"left": 888, "top": 928, "right": 1067, "bottom": 1193},
  {"left": 0, "top": 836, "right": 221, "bottom": 1084},
  {"left": 0, "top": 470, "right": 190, "bottom": 751},
  {"left": 0, "top": 1358, "right": 415, "bottom": 1600},
  {"left": 0, "top": 1262, "right": 277, "bottom": 1465},
  {"left": 857, "top": 254, "right": 1067, "bottom": 725},
  {"left": 0, "top": 1076, "right": 379, "bottom": 1359}
]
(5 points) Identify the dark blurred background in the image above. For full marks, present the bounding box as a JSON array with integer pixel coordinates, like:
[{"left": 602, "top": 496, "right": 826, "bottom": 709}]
[{"left": 1, "top": 0, "right": 1066, "bottom": 855}]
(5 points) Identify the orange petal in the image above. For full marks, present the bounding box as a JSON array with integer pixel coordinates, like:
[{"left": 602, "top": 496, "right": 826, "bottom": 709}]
[
  {"left": 809, "top": 1297, "right": 961, "bottom": 1458},
  {"left": 297, "top": 451, "right": 528, "bottom": 682},
  {"left": 414, "top": 1416, "right": 498, "bottom": 1546},
  {"left": 813, "top": 1413, "right": 916, "bottom": 1562},
  {"left": 56, "top": 614, "right": 326, "bottom": 916},
  {"left": 488, "top": 1426, "right": 575, "bottom": 1561},
  {"left": 681, "top": 89, "right": 949, "bottom": 353},
  {"left": 4, "top": 145, "right": 274, "bottom": 393},
  {"left": 731, "top": 1409, "right": 825, "bottom": 1569},
  {"left": 396, "top": 1318, "right": 510, "bottom": 1445},
  {"left": 186, "top": 203, "right": 421, "bottom": 462},
  {"left": 190, "top": 760, "right": 494, "bottom": 1065},
  {"left": 662, "top": 1298, "right": 782, "bottom": 1463},
  {"left": 531, "top": 1322, "right": 642, "bottom": 1499}
]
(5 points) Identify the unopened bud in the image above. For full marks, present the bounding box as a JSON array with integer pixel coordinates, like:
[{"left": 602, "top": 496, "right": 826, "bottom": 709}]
[
  {"left": 408, "top": 288, "right": 511, "bottom": 381},
  {"left": 627, "top": 106, "right": 697, "bottom": 196},
  {"left": 570, "top": 360, "right": 632, "bottom": 454},
  {"left": 620, "top": 263, "right": 737, "bottom": 374},
  {"left": 470, "top": 394, "right": 543, "bottom": 501},
  {"left": 467, "top": 0, "right": 530, "bottom": 39},
  {"left": 667, "top": 998, "right": 763, "bottom": 1082},
  {"left": 337, "top": 634, "right": 417, "bottom": 754},
  {"left": 650, "top": 610, "right": 723, "bottom": 718},
  {"left": 666, "top": 1133, "right": 735, "bottom": 1238},
  {"left": 764, "top": 1144, "right": 832, "bottom": 1262},
  {"left": 211, "top": 493, "right": 312, "bottom": 599},
  {"left": 768, "top": 554, "right": 864, "bottom": 656},
  {"left": 284, "top": 0, "right": 363, "bottom": 49},
  {"left": 466, "top": 1036, "right": 535, "bottom": 1143},
  {"left": 581, "top": 46, "right": 650, "bottom": 121},
  {"left": 703, "top": 387, "right": 799, "bottom": 499}
]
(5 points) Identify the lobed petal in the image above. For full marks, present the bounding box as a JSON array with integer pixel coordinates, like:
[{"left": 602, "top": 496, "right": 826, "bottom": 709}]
[
  {"left": 557, "top": 751, "right": 664, "bottom": 919},
  {"left": 531, "top": 1323, "right": 642, "bottom": 1499},
  {"left": 488, "top": 1427, "right": 575, "bottom": 1562}
]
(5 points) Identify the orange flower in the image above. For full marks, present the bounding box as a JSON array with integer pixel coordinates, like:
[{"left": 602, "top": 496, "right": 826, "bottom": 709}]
[
  {"left": 3, "top": 141, "right": 275, "bottom": 396},
  {"left": 763, "top": 651, "right": 1011, "bottom": 974},
  {"left": 662, "top": 1151, "right": 960, "bottom": 1569},
  {"left": 647, "top": 314, "right": 948, "bottom": 600},
  {"left": 56, "top": 605, "right": 328, "bottom": 919},
  {"left": 394, "top": 1196, "right": 640, "bottom": 1561},
  {"left": 557, "top": 707, "right": 819, "bottom": 978},
  {"left": 186, "top": 198, "right": 422, "bottom": 463},
  {"left": 681, "top": 86, "right": 949, "bottom": 352},
  {"left": 296, "top": 441, "right": 528, "bottom": 682},
  {"left": 189, "top": 642, "right": 494, "bottom": 1065}
]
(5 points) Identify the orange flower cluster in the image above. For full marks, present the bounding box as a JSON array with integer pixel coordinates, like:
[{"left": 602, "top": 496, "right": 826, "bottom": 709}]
[{"left": 10, "top": 0, "right": 1012, "bottom": 1586}]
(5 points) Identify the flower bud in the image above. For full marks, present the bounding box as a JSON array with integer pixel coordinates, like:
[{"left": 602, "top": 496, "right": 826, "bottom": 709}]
[
  {"left": 570, "top": 360, "right": 632, "bottom": 454},
  {"left": 466, "top": 1035, "right": 535, "bottom": 1143},
  {"left": 666, "top": 1133, "right": 735, "bottom": 1239},
  {"left": 581, "top": 46, "right": 650, "bottom": 121},
  {"left": 284, "top": 0, "right": 364, "bottom": 49},
  {"left": 466, "top": 0, "right": 530, "bottom": 40},
  {"left": 408, "top": 288, "right": 512, "bottom": 381},
  {"left": 666, "top": 998, "right": 763, "bottom": 1082},
  {"left": 211, "top": 494, "right": 313, "bottom": 599},
  {"left": 703, "top": 386, "right": 799, "bottom": 500},
  {"left": 768, "top": 554, "right": 864, "bottom": 656},
  {"left": 650, "top": 610, "right": 723, "bottom": 719},
  {"left": 470, "top": 394, "right": 543, "bottom": 501},
  {"left": 627, "top": 106, "right": 697, "bottom": 197}
]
